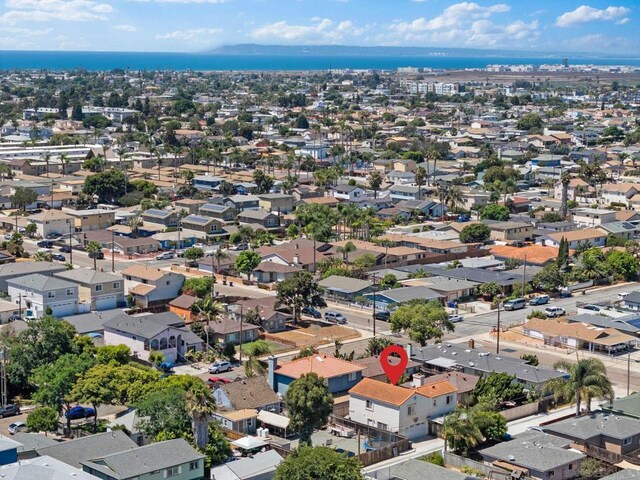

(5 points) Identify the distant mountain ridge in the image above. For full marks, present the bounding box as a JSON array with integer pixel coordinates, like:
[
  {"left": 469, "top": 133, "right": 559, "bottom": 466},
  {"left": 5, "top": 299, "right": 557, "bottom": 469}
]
[{"left": 207, "top": 44, "right": 639, "bottom": 59}]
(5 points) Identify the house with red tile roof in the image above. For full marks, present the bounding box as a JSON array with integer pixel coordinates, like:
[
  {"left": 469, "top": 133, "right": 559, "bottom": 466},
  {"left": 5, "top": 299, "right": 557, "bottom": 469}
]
[{"left": 348, "top": 377, "right": 457, "bottom": 439}]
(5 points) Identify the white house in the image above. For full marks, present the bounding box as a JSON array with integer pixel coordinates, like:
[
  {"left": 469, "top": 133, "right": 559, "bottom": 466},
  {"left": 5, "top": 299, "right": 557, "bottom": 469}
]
[
  {"left": 348, "top": 376, "right": 457, "bottom": 439},
  {"left": 121, "top": 265, "right": 185, "bottom": 308},
  {"left": 7, "top": 273, "right": 80, "bottom": 318},
  {"left": 540, "top": 228, "right": 608, "bottom": 249},
  {"left": 27, "top": 210, "right": 74, "bottom": 238},
  {"left": 332, "top": 185, "right": 365, "bottom": 202},
  {"left": 570, "top": 208, "right": 616, "bottom": 227},
  {"left": 600, "top": 183, "right": 639, "bottom": 206}
]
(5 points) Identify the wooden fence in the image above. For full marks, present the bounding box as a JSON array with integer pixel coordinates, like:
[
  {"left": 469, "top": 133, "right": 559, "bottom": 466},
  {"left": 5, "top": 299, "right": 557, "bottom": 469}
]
[
  {"left": 444, "top": 451, "right": 515, "bottom": 480},
  {"left": 576, "top": 443, "right": 640, "bottom": 466}
]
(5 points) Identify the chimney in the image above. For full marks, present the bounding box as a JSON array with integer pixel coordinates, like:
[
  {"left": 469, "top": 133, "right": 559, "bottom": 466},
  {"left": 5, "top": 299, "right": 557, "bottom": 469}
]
[
  {"left": 412, "top": 373, "right": 426, "bottom": 388},
  {"left": 293, "top": 254, "right": 300, "bottom": 265},
  {"left": 267, "top": 356, "right": 277, "bottom": 391},
  {"left": 405, "top": 343, "right": 413, "bottom": 359},
  {"left": 468, "top": 339, "right": 475, "bottom": 349}
]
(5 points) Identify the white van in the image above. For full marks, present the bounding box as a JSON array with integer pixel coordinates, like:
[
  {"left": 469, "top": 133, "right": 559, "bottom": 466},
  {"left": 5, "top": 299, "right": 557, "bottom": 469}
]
[{"left": 503, "top": 298, "right": 526, "bottom": 311}]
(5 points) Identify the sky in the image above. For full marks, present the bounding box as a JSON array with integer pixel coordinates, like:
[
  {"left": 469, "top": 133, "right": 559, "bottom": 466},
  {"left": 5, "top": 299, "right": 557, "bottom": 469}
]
[{"left": 0, "top": 0, "right": 638, "bottom": 54}]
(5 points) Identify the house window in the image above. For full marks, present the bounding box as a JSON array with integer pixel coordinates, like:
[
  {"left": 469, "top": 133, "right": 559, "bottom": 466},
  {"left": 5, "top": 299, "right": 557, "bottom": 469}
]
[
  {"left": 568, "top": 464, "right": 573, "bottom": 470},
  {"left": 189, "top": 461, "right": 199, "bottom": 471},
  {"left": 624, "top": 437, "right": 632, "bottom": 446},
  {"left": 67, "top": 289, "right": 73, "bottom": 296},
  {"left": 48, "top": 292, "right": 55, "bottom": 298},
  {"left": 377, "top": 422, "right": 388, "bottom": 431},
  {"left": 365, "top": 400, "right": 373, "bottom": 411},
  {"left": 165, "top": 466, "right": 180, "bottom": 477},
  {"left": 433, "top": 399, "right": 437, "bottom": 407},
  {"left": 348, "top": 372, "right": 357, "bottom": 382},
  {"left": 166, "top": 281, "right": 170, "bottom": 285},
  {"left": 408, "top": 404, "right": 416, "bottom": 416},
  {"left": 446, "top": 395, "right": 452, "bottom": 405},
  {"left": 95, "top": 285, "right": 103, "bottom": 292},
  {"left": 113, "top": 282, "right": 120, "bottom": 289}
]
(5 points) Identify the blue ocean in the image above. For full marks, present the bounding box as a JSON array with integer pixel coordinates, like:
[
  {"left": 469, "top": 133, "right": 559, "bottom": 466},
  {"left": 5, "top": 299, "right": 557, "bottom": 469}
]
[{"left": 1, "top": 51, "right": 640, "bottom": 71}]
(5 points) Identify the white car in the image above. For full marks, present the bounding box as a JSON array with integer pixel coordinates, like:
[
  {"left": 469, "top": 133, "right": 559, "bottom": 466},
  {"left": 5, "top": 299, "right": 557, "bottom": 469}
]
[
  {"left": 545, "top": 307, "right": 566, "bottom": 318},
  {"left": 8, "top": 421, "right": 26, "bottom": 435},
  {"left": 448, "top": 314, "right": 463, "bottom": 323},
  {"left": 156, "top": 251, "right": 175, "bottom": 260},
  {"left": 209, "top": 361, "right": 232, "bottom": 374}
]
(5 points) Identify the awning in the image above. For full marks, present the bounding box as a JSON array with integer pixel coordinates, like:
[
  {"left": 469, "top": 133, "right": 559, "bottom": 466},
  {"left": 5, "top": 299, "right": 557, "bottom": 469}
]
[
  {"left": 257, "top": 410, "right": 290, "bottom": 430},
  {"left": 425, "top": 357, "right": 458, "bottom": 369},
  {"left": 231, "top": 436, "right": 268, "bottom": 450}
]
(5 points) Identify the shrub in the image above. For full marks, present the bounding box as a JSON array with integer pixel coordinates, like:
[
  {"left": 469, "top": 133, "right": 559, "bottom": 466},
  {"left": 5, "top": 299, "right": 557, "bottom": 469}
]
[
  {"left": 420, "top": 452, "right": 445, "bottom": 466},
  {"left": 527, "top": 310, "right": 546, "bottom": 319},
  {"left": 460, "top": 466, "right": 485, "bottom": 478}
]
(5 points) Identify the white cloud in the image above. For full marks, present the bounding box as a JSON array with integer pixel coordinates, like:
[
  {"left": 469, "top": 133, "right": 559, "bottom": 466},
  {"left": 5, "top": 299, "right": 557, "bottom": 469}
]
[
  {"left": 616, "top": 17, "right": 630, "bottom": 25},
  {"left": 114, "top": 24, "right": 137, "bottom": 31},
  {"left": 1, "top": 0, "right": 113, "bottom": 24},
  {"left": 562, "top": 33, "right": 637, "bottom": 52},
  {"left": 155, "top": 28, "right": 222, "bottom": 42},
  {"left": 555, "top": 5, "right": 630, "bottom": 27},
  {"left": 386, "top": 2, "right": 536, "bottom": 48},
  {"left": 250, "top": 18, "right": 368, "bottom": 44}
]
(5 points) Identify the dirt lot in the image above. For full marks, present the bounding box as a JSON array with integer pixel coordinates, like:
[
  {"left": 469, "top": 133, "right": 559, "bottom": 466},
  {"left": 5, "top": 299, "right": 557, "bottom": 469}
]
[{"left": 267, "top": 324, "right": 361, "bottom": 349}]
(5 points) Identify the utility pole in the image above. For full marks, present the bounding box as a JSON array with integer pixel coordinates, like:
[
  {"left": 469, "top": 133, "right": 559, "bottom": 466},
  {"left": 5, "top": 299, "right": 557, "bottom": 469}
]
[
  {"left": 0, "top": 349, "right": 6, "bottom": 407},
  {"left": 496, "top": 299, "right": 502, "bottom": 354},
  {"left": 69, "top": 224, "right": 73, "bottom": 265},
  {"left": 111, "top": 230, "right": 115, "bottom": 273},
  {"left": 628, "top": 350, "right": 631, "bottom": 396},
  {"left": 371, "top": 274, "right": 377, "bottom": 337},
  {"left": 521, "top": 254, "right": 527, "bottom": 297},
  {"left": 239, "top": 306, "right": 243, "bottom": 363}
]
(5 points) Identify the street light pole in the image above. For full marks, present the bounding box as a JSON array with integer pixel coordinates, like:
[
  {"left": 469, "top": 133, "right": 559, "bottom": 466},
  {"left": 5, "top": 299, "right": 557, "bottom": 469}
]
[{"left": 496, "top": 299, "right": 502, "bottom": 354}]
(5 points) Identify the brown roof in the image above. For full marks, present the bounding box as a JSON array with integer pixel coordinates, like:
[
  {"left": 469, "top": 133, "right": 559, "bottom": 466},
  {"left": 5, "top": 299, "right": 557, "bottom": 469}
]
[
  {"left": 356, "top": 355, "right": 421, "bottom": 379},
  {"left": 490, "top": 244, "right": 560, "bottom": 265},
  {"left": 615, "top": 210, "right": 640, "bottom": 221},
  {"left": 129, "top": 284, "right": 156, "bottom": 295},
  {"left": 213, "top": 317, "right": 260, "bottom": 335},
  {"left": 423, "top": 371, "right": 479, "bottom": 394},
  {"left": 524, "top": 318, "right": 636, "bottom": 346},
  {"left": 216, "top": 376, "right": 281, "bottom": 411},
  {"left": 122, "top": 264, "right": 168, "bottom": 281},
  {"left": 253, "top": 262, "right": 300, "bottom": 274},
  {"left": 546, "top": 228, "right": 606, "bottom": 243},
  {"left": 169, "top": 294, "right": 198, "bottom": 310},
  {"left": 277, "top": 354, "right": 365, "bottom": 379},
  {"left": 349, "top": 378, "right": 458, "bottom": 405},
  {"left": 28, "top": 210, "right": 74, "bottom": 221},
  {"left": 416, "top": 380, "right": 458, "bottom": 398},
  {"left": 601, "top": 183, "right": 638, "bottom": 193},
  {"left": 301, "top": 196, "right": 341, "bottom": 206}
]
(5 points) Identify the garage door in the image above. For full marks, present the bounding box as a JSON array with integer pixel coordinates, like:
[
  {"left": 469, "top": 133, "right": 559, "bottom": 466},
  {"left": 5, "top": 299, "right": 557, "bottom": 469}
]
[{"left": 95, "top": 295, "right": 117, "bottom": 310}]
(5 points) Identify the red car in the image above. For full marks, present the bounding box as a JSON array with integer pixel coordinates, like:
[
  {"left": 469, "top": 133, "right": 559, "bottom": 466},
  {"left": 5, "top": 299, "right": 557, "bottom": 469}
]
[{"left": 208, "top": 376, "right": 232, "bottom": 384}]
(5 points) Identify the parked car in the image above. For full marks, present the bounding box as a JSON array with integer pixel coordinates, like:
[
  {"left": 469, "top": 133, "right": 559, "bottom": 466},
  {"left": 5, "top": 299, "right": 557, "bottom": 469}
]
[
  {"left": 209, "top": 361, "right": 232, "bottom": 374},
  {"left": 65, "top": 406, "right": 96, "bottom": 420},
  {"left": 46, "top": 233, "right": 61, "bottom": 240},
  {"left": 3, "top": 234, "right": 12, "bottom": 240},
  {"left": 448, "top": 314, "right": 464, "bottom": 323},
  {"left": 302, "top": 306, "right": 322, "bottom": 318},
  {"left": 324, "top": 311, "right": 347, "bottom": 324},
  {"left": 88, "top": 251, "right": 104, "bottom": 260},
  {"left": 51, "top": 254, "right": 66, "bottom": 261},
  {"left": 375, "top": 311, "right": 391, "bottom": 321},
  {"left": 156, "top": 251, "right": 175, "bottom": 260},
  {"left": 529, "top": 295, "right": 550, "bottom": 306},
  {"left": 503, "top": 298, "right": 526, "bottom": 311},
  {"left": 8, "top": 421, "right": 26, "bottom": 435},
  {"left": 7, "top": 315, "right": 21, "bottom": 322},
  {"left": 582, "top": 304, "right": 602, "bottom": 312},
  {"left": 37, "top": 240, "right": 53, "bottom": 248},
  {"left": 545, "top": 307, "right": 566, "bottom": 318},
  {"left": 0, "top": 404, "right": 20, "bottom": 418},
  {"left": 618, "top": 292, "right": 630, "bottom": 301},
  {"left": 59, "top": 245, "right": 72, "bottom": 253},
  {"left": 208, "top": 376, "right": 232, "bottom": 384}
]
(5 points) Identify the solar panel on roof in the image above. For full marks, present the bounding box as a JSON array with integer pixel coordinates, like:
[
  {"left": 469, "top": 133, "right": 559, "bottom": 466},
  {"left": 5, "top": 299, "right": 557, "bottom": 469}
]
[
  {"left": 186, "top": 215, "right": 211, "bottom": 224},
  {"left": 202, "top": 204, "right": 226, "bottom": 211},
  {"left": 145, "top": 209, "right": 168, "bottom": 216}
]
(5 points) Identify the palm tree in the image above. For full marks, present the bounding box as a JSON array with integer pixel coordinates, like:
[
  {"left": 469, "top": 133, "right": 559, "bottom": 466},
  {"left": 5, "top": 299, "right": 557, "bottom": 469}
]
[
  {"left": 415, "top": 166, "right": 426, "bottom": 198},
  {"left": 548, "top": 359, "right": 613, "bottom": 416},
  {"left": 184, "top": 386, "right": 215, "bottom": 449},
  {"left": 442, "top": 408, "right": 484, "bottom": 454},
  {"left": 85, "top": 241, "right": 102, "bottom": 271},
  {"left": 560, "top": 172, "right": 571, "bottom": 219},
  {"left": 336, "top": 241, "right": 356, "bottom": 267},
  {"left": 242, "top": 340, "right": 272, "bottom": 378},
  {"left": 426, "top": 149, "right": 441, "bottom": 186},
  {"left": 574, "top": 241, "right": 594, "bottom": 257},
  {"left": 127, "top": 215, "right": 142, "bottom": 238},
  {"left": 213, "top": 247, "right": 229, "bottom": 274},
  {"left": 43, "top": 152, "right": 51, "bottom": 178},
  {"left": 194, "top": 295, "right": 223, "bottom": 352},
  {"left": 574, "top": 253, "right": 608, "bottom": 281},
  {"left": 444, "top": 186, "right": 463, "bottom": 212},
  {"left": 60, "top": 154, "right": 69, "bottom": 176},
  {"left": 32, "top": 251, "right": 53, "bottom": 262}
]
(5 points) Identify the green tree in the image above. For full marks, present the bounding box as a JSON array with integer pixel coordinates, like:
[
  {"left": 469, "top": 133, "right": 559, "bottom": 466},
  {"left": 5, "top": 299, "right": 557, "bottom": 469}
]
[
  {"left": 252, "top": 169, "right": 274, "bottom": 194},
  {"left": 26, "top": 406, "right": 59, "bottom": 436},
  {"left": 368, "top": 170, "right": 384, "bottom": 198},
  {"left": 10, "top": 186, "right": 37, "bottom": 212},
  {"left": 86, "top": 241, "right": 102, "bottom": 270},
  {"left": 135, "top": 385, "right": 191, "bottom": 440},
  {"left": 480, "top": 204, "right": 510, "bottom": 221},
  {"left": 242, "top": 340, "right": 272, "bottom": 377},
  {"left": 234, "top": 250, "right": 262, "bottom": 281},
  {"left": 8, "top": 316, "right": 77, "bottom": 392},
  {"left": 24, "top": 222, "right": 37, "bottom": 237},
  {"left": 516, "top": 113, "right": 544, "bottom": 131},
  {"left": 390, "top": 299, "right": 454, "bottom": 346},
  {"left": 471, "top": 372, "right": 525, "bottom": 406},
  {"left": 285, "top": 373, "right": 334, "bottom": 445},
  {"left": 275, "top": 271, "right": 326, "bottom": 324},
  {"left": 95, "top": 344, "right": 131, "bottom": 365},
  {"left": 379, "top": 273, "right": 399, "bottom": 290},
  {"left": 557, "top": 237, "right": 569, "bottom": 270},
  {"left": 574, "top": 250, "right": 608, "bottom": 282},
  {"left": 83, "top": 169, "right": 128, "bottom": 204},
  {"left": 185, "top": 384, "right": 216, "bottom": 449},
  {"left": 364, "top": 337, "right": 394, "bottom": 357},
  {"left": 182, "top": 276, "right": 214, "bottom": 298},
  {"left": 606, "top": 251, "right": 639, "bottom": 281},
  {"left": 477, "top": 281, "right": 502, "bottom": 299},
  {"left": 184, "top": 247, "right": 204, "bottom": 263},
  {"left": 336, "top": 241, "right": 356, "bottom": 266},
  {"left": 547, "top": 358, "right": 613, "bottom": 416},
  {"left": 459, "top": 223, "right": 491, "bottom": 243},
  {"left": 541, "top": 212, "right": 564, "bottom": 223},
  {"left": 274, "top": 446, "right": 364, "bottom": 480},
  {"left": 442, "top": 407, "right": 484, "bottom": 454},
  {"left": 533, "top": 262, "right": 566, "bottom": 292},
  {"left": 470, "top": 406, "right": 507, "bottom": 442}
]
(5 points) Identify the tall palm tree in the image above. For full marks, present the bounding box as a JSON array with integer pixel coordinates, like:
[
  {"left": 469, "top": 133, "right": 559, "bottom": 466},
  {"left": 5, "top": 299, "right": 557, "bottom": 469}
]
[
  {"left": 415, "top": 166, "right": 426, "bottom": 199},
  {"left": 560, "top": 172, "right": 571, "bottom": 219},
  {"left": 194, "top": 295, "right": 223, "bottom": 352},
  {"left": 127, "top": 215, "right": 142, "bottom": 238},
  {"left": 548, "top": 358, "right": 613, "bottom": 416},
  {"left": 184, "top": 386, "right": 215, "bottom": 449},
  {"left": 43, "top": 152, "right": 51, "bottom": 178},
  {"left": 426, "top": 149, "right": 441, "bottom": 186},
  {"left": 336, "top": 241, "right": 356, "bottom": 267},
  {"left": 213, "top": 247, "right": 229, "bottom": 274},
  {"left": 85, "top": 241, "right": 102, "bottom": 271},
  {"left": 442, "top": 407, "right": 484, "bottom": 454},
  {"left": 60, "top": 154, "right": 69, "bottom": 176},
  {"left": 574, "top": 252, "right": 608, "bottom": 281},
  {"left": 444, "top": 186, "right": 463, "bottom": 212},
  {"left": 32, "top": 251, "right": 53, "bottom": 262}
]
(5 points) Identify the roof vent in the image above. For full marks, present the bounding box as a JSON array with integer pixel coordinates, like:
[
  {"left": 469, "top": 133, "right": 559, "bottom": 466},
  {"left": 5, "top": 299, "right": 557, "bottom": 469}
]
[{"left": 508, "top": 455, "right": 515, "bottom": 461}]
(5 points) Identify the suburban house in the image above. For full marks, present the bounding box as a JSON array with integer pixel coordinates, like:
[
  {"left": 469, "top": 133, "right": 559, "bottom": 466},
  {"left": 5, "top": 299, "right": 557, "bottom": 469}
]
[
  {"left": 7, "top": 273, "right": 80, "bottom": 318},
  {"left": 540, "top": 228, "right": 608, "bottom": 249},
  {"left": 485, "top": 221, "right": 534, "bottom": 242},
  {"left": 27, "top": 210, "right": 74, "bottom": 238},
  {"left": 237, "top": 209, "right": 280, "bottom": 229},
  {"left": 258, "top": 193, "right": 295, "bottom": 213},
  {"left": 121, "top": 264, "right": 185, "bottom": 308},
  {"left": 332, "top": 185, "right": 365, "bottom": 202},
  {"left": 479, "top": 430, "right": 585, "bottom": 480},
  {"left": 84, "top": 230, "right": 160, "bottom": 254},
  {"left": 459, "top": 189, "right": 491, "bottom": 211},
  {"left": 193, "top": 175, "right": 223, "bottom": 191},
  {"left": 210, "top": 450, "right": 283, "bottom": 480},
  {"left": 389, "top": 185, "right": 425, "bottom": 202},
  {"left": 211, "top": 317, "right": 260, "bottom": 345},
  {"left": 181, "top": 215, "right": 225, "bottom": 239},
  {"left": 65, "top": 209, "right": 115, "bottom": 232},
  {"left": 319, "top": 275, "right": 373, "bottom": 301},
  {"left": 570, "top": 208, "right": 617, "bottom": 227},
  {"left": 348, "top": 377, "right": 457, "bottom": 438},
  {"left": 357, "top": 355, "right": 421, "bottom": 382},
  {"left": 252, "top": 262, "right": 299, "bottom": 284},
  {"left": 198, "top": 203, "right": 237, "bottom": 223},
  {"left": 422, "top": 371, "right": 480, "bottom": 405},
  {"left": 153, "top": 231, "right": 197, "bottom": 250},
  {"left": 54, "top": 268, "right": 125, "bottom": 311},
  {"left": 553, "top": 178, "right": 594, "bottom": 202},
  {"left": 141, "top": 209, "right": 178, "bottom": 229},
  {"left": 1, "top": 456, "right": 97, "bottom": 480},
  {"left": 490, "top": 244, "right": 561, "bottom": 266},
  {"left": 0, "top": 262, "right": 67, "bottom": 291},
  {"left": 404, "top": 276, "right": 479, "bottom": 302},
  {"left": 175, "top": 198, "right": 207, "bottom": 215},
  {"left": 228, "top": 297, "right": 290, "bottom": 333},
  {"left": 168, "top": 294, "right": 199, "bottom": 323},
  {"left": 103, "top": 312, "right": 203, "bottom": 363},
  {"left": 544, "top": 412, "right": 640, "bottom": 456},
  {"left": 598, "top": 221, "right": 640, "bottom": 241},
  {"left": 80, "top": 439, "right": 205, "bottom": 480},
  {"left": 267, "top": 354, "right": 365, "bottom": 395},
  {"left": 365, "top": 286, "right": 444, "bottom": 311},
  {"left": 224, "top": 194, "right": 260, "bottom": 212},
  {"left": 601, "top": 392, "right": 640, "bottom": 420},
  {"left": 600, "top": 183, "right": 640, "bottom": 206}
]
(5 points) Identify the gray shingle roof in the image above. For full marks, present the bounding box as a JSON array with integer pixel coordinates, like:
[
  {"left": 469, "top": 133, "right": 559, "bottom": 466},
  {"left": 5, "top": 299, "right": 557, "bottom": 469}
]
[
  {"left": 54, "top": 268, "right": 122, "bottom": 285},
  {"left": 7, "top": 273, "right": 77, "bottom": 292},
  {"left": 210, "top": 450, "right": 282, "bottom": 480},
  {"left": 81, "top": 438, "right": 204, "bottom": 479},
  {"left": 103, "top": 312, "right": 185, "bottom": 339},
  {"left": 0, "top": 262, "right": 66, "bottom": 278},
  {"left": 601, "top": 470, "right": 640, "bottom": 480},
  {"left": 390, "top": 459, "right": 476, "bottom": 480},
  {"left": 544, "top": 412, "right": 640, "bottom": 441},
  {"left": 318, "top": 275, "right": 371, "bottom": 294},
  {"left": 63, "top": 310, "right": 129, "bottom": 335},
  {"left": 36, "top": 430, "right": 137, "bottom": 469},
  {"left": 367, "top": 286, "right": 443, "bottom": 304}
]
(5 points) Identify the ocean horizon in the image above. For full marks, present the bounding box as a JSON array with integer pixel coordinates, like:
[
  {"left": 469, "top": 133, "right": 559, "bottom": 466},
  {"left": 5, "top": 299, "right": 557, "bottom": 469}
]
[{"left": 1, "top": 51, "right": 640, "bottom": 71}]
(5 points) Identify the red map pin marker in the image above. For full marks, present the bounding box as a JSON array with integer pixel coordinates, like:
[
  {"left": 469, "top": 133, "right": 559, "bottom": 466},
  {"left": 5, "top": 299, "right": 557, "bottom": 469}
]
[{"left": 380, "top": 345, "right": 408, "bottom": 385}]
